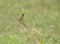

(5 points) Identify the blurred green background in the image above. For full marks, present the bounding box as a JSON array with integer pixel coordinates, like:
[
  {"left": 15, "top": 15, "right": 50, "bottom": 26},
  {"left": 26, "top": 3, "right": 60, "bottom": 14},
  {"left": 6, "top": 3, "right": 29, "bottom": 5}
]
[{"left": 0, "top": 0, "right": 60, "bottom": 44}]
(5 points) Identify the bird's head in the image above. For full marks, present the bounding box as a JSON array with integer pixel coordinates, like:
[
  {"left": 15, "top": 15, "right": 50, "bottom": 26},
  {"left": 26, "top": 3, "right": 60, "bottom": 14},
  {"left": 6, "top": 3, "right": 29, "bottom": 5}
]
[{"left": 22, "top": 14, "right": 24, "bottom": 16}]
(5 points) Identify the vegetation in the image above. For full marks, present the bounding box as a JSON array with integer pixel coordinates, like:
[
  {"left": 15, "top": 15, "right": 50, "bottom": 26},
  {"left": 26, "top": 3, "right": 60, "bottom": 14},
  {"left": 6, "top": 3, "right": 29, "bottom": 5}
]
[{"left": 0, "top": 0, "right": 60, "bottom": 44}]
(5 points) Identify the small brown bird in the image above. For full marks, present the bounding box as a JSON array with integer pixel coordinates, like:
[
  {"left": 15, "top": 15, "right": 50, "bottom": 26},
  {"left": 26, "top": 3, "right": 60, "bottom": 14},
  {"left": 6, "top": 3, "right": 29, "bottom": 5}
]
[
  {"left": 19, "top": 13, "right": 24, "bottom": 21},
  {"left": 18, "top": 13, "right": 28, "bottom": 28}
]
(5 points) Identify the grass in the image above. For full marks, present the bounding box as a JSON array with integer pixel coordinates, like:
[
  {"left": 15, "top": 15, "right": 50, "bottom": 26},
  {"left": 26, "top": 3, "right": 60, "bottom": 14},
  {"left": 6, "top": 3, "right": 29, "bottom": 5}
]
[{"left": 0, "top": 0, "right": 60, "bottom": 44}]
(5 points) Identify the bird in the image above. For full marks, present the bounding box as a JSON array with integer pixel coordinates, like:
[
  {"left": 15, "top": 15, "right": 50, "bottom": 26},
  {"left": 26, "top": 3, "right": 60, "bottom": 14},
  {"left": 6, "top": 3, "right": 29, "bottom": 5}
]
[
  {"left": 18, "top": 13, "right": 27, "bottom": 28},
  {"left": 18, "top": 13, "right": 28, "bottom": 29},
  {"left": 19, "top": 13, "right": 24, "bottom": 21}
]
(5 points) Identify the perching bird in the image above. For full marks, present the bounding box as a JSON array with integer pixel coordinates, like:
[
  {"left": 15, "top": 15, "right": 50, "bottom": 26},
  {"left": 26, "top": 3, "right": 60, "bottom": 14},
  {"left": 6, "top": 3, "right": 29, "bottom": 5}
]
[
  {"left": 18, "top": 13, "right": 28, "bottom": 28},
  {"left": 19, "top": 13, "right": 24, "bottom": 21}
]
